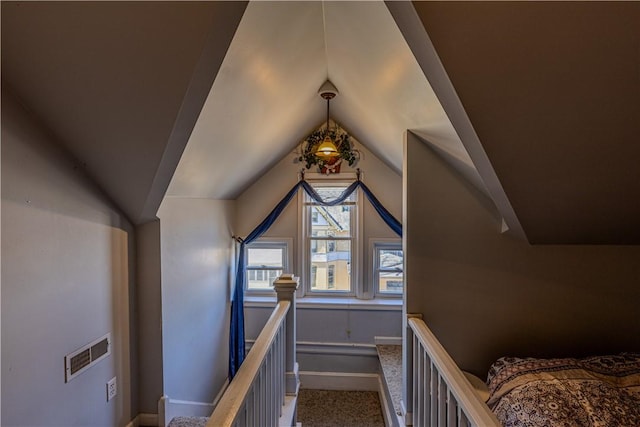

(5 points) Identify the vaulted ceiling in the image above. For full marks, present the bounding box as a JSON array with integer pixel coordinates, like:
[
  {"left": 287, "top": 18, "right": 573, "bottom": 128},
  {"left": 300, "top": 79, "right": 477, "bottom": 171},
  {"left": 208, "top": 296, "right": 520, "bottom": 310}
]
[
  {"left": 166, "top": 1, "right": 480, "bottom": 202},
  {"left": 2, "top": 1, "right": 639, "bottom": 244}
]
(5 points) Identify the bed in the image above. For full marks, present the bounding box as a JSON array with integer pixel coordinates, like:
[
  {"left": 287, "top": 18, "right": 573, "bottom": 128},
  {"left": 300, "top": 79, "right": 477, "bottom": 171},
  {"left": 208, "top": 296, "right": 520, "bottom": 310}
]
[
  {"left": 407, "top": 316, "right": 640, "bottom": 427},
  {"left": 485, "top": 353, "right": 640, "bottom": 427}
]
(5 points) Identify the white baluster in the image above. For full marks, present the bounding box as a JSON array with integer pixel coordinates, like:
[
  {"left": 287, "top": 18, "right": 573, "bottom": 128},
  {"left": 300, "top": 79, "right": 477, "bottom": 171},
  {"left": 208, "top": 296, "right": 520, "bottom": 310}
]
[
  {"left": 425, "top": 349, "right": 431, "bottom": 426},
  {"left": 430, "top": 363, "right": 438, "bottom": 426},
  {"left": 438, "top": 376, "right": 446, "bottom": 427},
  {"left": 413, "top": 334, "right": 421, "bottom": 426},
  {"left": 447, "top": 390, "right": 457, "bottom": 427}
]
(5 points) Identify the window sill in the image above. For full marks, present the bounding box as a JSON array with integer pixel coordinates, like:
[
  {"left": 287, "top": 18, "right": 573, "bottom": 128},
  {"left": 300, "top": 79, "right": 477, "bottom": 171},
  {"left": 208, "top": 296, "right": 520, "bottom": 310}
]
[{"left": 244, "top": 295, "right": 402, "bottom": 311}]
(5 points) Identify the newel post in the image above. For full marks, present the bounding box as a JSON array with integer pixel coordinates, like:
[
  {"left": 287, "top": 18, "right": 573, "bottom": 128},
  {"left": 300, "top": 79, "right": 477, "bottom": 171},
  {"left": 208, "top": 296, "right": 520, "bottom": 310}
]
[{"left": 274, "top": 274, "right": 300, "bottom": 396}]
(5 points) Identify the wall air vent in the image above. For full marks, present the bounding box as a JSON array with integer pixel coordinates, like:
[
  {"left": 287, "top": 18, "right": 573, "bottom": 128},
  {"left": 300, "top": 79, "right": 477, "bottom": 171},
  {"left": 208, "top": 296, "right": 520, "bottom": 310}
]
[{"left": 64, "top": 333, "right": 111, "bottom": 383}]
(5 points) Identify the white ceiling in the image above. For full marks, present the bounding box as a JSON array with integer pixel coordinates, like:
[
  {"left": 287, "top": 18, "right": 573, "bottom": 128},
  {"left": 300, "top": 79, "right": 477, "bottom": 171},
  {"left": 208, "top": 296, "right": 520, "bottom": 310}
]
[{"left": 167, "top": 1, "right": 481, "bottom": 200}]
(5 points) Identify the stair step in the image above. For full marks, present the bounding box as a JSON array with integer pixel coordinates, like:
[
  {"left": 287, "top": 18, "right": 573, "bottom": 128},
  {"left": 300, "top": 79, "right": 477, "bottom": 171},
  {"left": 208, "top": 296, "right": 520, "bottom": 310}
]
[
  {"left": 167, "top": 416, "right": 208, "bottom": 427},
  {"left": 376, "top": 344, "right": 402, "bottom": 416}
]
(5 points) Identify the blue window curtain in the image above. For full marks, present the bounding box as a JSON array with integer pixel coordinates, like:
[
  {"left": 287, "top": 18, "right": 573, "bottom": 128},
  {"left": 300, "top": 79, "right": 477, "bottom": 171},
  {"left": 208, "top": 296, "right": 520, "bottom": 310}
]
[
  {"left": 229, "top": 181, "right": 303, "bottom": 378},
  {"left": 229, "top": 177, "right": 401, "bottom": 379},
  {"left": 359, "top": 181, "right": 402, "bottom": 236}
]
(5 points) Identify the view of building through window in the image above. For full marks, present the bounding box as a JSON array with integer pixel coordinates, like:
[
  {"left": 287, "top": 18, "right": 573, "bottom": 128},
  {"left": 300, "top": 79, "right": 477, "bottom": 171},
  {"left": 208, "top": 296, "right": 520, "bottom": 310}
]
[
  {"left": 246, "top": 245, "right": 285, "bottom": 290},
  {"left": 308, "top": 185, "right": 354, "bottom": 292},
  {"left": 245, "top": 184, "right": 402, "bottom": 297},
  {"left": 377, "top": 247, "right": 403, "bottom": 294}
]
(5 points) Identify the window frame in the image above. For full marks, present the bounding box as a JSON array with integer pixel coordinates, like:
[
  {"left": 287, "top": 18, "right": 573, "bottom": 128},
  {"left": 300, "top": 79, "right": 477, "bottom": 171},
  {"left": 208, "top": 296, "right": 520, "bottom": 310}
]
[
  {"left": 372, "top": 239, "right": 403, "bottom": 298},
  {"left": 244, "top": 237, "right": 292, "bottom": 295},
  {"left": 299, "top": 174, "right": 363, "bottom": 298}
]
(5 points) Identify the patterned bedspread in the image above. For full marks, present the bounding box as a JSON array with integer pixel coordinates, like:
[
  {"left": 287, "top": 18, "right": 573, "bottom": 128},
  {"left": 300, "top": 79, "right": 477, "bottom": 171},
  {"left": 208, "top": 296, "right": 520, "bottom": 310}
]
[{"left": 486, "top": 353, "right": 640, "bottom": 427}]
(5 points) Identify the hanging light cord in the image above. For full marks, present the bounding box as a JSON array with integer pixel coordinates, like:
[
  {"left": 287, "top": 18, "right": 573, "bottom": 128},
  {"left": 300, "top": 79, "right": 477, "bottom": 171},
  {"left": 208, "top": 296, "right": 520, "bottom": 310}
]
[{"left": 326, "top": 97, "right": 330, "bottom": 134}]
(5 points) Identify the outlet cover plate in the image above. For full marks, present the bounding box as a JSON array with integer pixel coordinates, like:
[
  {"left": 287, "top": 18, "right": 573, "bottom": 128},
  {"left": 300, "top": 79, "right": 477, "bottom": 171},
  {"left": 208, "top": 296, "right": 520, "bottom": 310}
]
[{"left": 107, "top": 377, "right": 117, "bottom": 401}]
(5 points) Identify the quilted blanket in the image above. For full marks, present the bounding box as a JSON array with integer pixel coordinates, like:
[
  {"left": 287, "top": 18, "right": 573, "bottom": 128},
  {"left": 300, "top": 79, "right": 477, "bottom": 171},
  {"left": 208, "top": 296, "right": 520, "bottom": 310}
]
[{"left": 486, "top": 353, "right": 640, "bottom": 427}]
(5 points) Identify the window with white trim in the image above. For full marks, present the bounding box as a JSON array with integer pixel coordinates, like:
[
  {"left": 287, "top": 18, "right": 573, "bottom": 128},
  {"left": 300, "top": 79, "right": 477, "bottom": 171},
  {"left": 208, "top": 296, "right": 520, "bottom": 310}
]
[
  {"left": 303, "top": 181, "right": 359, "bottom": 295},
  {"left": 245, "top": 239, "right": 290, "bottom": 292},
  {"left": 373, "top": 241, "right": 403, "bottom": 296}
]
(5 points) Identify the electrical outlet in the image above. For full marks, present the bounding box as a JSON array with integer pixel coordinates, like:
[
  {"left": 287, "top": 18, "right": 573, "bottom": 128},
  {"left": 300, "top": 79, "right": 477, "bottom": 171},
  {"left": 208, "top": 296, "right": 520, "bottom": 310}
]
[{"left": 107, "top": 377, "right": 117, "bottom": 401}]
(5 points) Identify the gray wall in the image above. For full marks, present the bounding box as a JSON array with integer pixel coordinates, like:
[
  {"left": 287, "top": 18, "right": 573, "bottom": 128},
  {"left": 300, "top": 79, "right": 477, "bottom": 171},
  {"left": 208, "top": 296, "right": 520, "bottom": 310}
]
[
  {"left": 1, "top": 89, "right": 137, "bottom": 425},
  {"left": 135, "top": 220, "right": 164, "bottom": 413},
  {"left": 246, "top": 304, "right": 401, "bottom": 374},
  {"left": 157, "top": 198, "right": 235, "bottom": 404},
  {"left": 405, "top": 132, "right": 640, "bottom": 378}
]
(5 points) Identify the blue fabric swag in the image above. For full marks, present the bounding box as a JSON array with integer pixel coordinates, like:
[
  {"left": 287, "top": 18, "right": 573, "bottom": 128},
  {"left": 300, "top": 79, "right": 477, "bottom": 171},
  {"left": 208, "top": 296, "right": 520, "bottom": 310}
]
[{"left": 229, "top": 178, "right": 402, "bottom": 379}]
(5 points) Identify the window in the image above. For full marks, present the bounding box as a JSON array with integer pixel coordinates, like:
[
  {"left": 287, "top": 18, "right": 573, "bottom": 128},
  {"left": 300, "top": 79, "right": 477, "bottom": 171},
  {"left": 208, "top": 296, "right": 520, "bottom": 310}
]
[
  {"left": 303, "top": 181, "right": 359, "bottom": 295},
  {"left": 245, "top": 239, "right": 290, "bottom": 292},
  {"left": 374, "top": 241, "right": 403, "bottom": 296}
]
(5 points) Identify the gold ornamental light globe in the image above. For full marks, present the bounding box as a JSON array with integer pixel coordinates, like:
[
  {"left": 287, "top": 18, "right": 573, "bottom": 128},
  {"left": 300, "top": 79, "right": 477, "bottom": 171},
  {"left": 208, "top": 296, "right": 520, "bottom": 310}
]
[
  {"left": 315, "top": 80, "right": 340, "bottom": 160},
  {"left": 315, "top": 135, "right": 339, "bottom": 159}
]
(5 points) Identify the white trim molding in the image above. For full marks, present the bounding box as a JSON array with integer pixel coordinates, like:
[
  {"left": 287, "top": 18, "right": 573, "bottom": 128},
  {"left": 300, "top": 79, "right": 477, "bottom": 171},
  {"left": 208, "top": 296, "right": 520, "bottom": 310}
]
[
  {"left": 246, "top": 339, "right": 379, "bottom": 358},
  {"left": 297, "top": 341, "right": 377, "bottom": 357},
  {"left": 378, "top": 375, "right": 396, "bottom": 427},
  {"left": 125, "top": 413, "right": 158, "bottom": 427},
  {"left": 157, "top": 379, "right": 229, "bottom": 427},
  {"left": 299, "top": 371, "right": 380, "bottom": 391},
  {"left": 401, "top": 400, "right": 413, "bottom": 427},
  {"left": 374, "top": 336, "right": 402, "bottom": 346},
  {"left": 160, "top": 397, "right": 214, "bottom": 427},
  {"left": 244, "top": 296, "right": 402, "bottom": 311}
]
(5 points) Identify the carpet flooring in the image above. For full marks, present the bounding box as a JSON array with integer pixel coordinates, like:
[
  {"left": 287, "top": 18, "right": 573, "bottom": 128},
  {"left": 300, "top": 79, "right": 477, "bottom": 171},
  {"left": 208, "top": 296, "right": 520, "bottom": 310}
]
[
  {"left": 166, "top": 389, "right": 385, "bottom": 427},
  {"left": 166, "top": 416, "right": 207, "bottom": 427},
  {"left": 297, "top": 389, "right": 385, "bottom": 427}
]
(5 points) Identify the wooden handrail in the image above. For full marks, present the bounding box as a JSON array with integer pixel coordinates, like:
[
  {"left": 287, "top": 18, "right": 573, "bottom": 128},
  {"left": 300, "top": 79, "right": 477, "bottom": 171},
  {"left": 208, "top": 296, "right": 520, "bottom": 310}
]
[
  {"left": 207, "top": 301, "right": 290, "bottom": 427},
  {"left": 408, "top": 317, "right": 500, "bottom": 426}
]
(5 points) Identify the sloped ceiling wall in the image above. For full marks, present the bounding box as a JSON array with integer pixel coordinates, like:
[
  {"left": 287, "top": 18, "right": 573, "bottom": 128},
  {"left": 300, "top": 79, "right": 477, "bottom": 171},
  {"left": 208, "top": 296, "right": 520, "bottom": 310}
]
[
  {"left": 167, "top": 1, "right": 481, "bottom": 202},
  {"left": 3, "top": 1, "right": 638, "bottom": 244},
  {"left": 1, "top": 1, "right": 247, "bottom": 224},
  {"left": 408, "top": 1, "right": 640, "bottom": 244}
]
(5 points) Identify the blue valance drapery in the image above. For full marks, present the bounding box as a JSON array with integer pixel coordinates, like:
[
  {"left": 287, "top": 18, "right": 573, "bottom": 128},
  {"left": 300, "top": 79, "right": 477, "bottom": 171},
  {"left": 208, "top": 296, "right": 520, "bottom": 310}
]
[{"left": 229, "top": 176, "right": 402, "bottom": 379}]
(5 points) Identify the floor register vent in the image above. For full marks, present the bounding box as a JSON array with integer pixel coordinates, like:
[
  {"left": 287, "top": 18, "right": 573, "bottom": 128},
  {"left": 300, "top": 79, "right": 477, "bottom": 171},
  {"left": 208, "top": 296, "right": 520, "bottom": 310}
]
[{"left": 64, "top": 333, "right": 111, "bottom": 383}]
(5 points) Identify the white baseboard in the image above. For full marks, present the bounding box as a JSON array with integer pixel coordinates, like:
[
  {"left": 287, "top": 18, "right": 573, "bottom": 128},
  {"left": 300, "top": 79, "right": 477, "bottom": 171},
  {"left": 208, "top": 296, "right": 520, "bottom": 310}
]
[
  {"left": 279, "top": 395, "right": 298, "bottom": 427},
  {"left": 378, "top": 375, "right": 394, "bottom": 427},
  {"left": 374, "top": 336, "right": 402, "bottom": 346},
  {"left": 162, "top": 397, "right": 214, "bottom": 424},
  {"left": 401, "top": 400, "right": 413, "bottom": 426},
  {"left": 158, "top": 396, "right": 168, "bottom": 427},
  {"left": 125, "top": 413, "right": 158, "bottom": 427},
  {"left": 140, "top": 413, "right": 159, "bottom": 426},
  {"left": 299, "top": 371, "right": 380, "bottom": 391},
  {"left": 158, "top": 379, "right": 229, "bottom": 427}
]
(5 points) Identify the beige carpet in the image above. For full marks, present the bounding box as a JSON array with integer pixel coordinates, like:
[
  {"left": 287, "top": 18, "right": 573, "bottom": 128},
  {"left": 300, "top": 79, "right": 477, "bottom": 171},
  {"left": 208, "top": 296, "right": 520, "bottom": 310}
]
[
  {"left": 166, "top": 389, "right": 384, "bottom": 427},
  {"left": 297, "top": 389, "right": 385, "bottom": 427}
]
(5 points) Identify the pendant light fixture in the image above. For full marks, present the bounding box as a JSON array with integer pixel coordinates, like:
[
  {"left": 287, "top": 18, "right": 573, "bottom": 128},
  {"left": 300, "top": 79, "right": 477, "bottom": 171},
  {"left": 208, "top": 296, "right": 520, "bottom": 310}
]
[{"left": 315, "top": 81, "right": 340, "bottom": 159}]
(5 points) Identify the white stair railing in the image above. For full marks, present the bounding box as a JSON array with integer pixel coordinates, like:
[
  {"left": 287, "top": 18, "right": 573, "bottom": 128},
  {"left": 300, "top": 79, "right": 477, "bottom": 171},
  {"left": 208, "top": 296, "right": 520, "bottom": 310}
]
[
  {"left": 207, "top": 275, "right": 299, "bottom": 427},
  {"left": 407, "top": 315, "right": 499, "bottom": 427}
]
